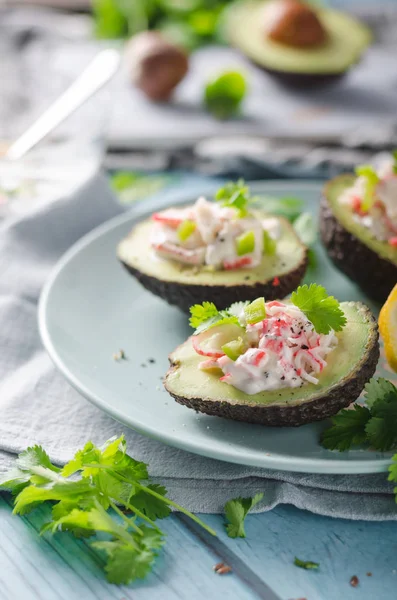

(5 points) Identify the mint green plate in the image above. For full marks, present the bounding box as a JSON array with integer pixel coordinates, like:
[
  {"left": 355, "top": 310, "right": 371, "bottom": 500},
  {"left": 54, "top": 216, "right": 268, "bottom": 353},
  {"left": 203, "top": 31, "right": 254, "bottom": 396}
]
[{"left": 39, "top": 181, "right": 394, "bottom": 474}]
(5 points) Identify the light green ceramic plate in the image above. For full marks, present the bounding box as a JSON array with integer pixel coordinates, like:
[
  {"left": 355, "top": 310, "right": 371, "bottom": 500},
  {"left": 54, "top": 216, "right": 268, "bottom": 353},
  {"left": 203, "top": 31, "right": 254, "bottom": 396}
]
[{"left": 39, "top": 181, "right": 394, "bottom": 474}]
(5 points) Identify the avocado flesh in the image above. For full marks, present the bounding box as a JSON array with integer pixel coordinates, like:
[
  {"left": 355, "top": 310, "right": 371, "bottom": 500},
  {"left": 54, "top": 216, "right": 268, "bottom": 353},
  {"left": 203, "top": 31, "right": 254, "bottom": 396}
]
[
  {"left": 118, "top": 211, "right": 308, "bottom": 313},
  {"left": 226, "top": 1, "right": 371, "bottom": 76},
  {"left": 165, "top": 302, "right": 379, "bottom": 427},
  {"left": 320, "top": 175, "right": 397, "bottom": 302}
]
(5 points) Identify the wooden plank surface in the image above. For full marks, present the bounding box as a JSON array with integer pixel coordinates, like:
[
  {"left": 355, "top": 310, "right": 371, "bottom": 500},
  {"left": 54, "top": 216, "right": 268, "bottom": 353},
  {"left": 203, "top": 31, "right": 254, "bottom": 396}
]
[{"left": 1, "top": 494, "right": 397, "bottom": 600}]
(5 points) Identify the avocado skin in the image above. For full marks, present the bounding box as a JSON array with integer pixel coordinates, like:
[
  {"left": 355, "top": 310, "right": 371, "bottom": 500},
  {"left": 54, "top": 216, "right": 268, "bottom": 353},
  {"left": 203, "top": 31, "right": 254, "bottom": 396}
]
[
  {"left": 120, "top": 251, "right": 308, "bottom": 314},
  {"left": 252, "top": 63, "right": 347, "bottom": 88},
  {"left": 320, "top": 190, "right": 397, "bottom": 303},
  {"left": 164, "top": 306, "right": 379, "bottom": 427}
]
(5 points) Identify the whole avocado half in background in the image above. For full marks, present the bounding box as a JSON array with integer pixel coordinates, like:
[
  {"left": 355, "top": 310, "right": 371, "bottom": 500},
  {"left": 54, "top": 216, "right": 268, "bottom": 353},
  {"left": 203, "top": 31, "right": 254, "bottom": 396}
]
[
  {"left": 320, "top": 174, "right": 397, "bottom": 303},
  {"left": 117, "top": 210, "right": 308, "bottom": 313},
  {"left": 164, "top": 302, "right": 379, "bottom": 427},
  {"left": 225, "top": 0, "right": 371, "bottom": 86}
]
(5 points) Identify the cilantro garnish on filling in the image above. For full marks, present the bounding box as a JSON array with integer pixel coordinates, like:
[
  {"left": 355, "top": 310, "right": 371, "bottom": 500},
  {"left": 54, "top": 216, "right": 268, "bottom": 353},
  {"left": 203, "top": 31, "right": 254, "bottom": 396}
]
[
  {"left": 189, "top": 300, "right": 247, "bottom": 335},
  {"left": 190, "top": 285, "right": 346, "bottom": 337},
  {"left": 215, "top": 179, "right": 251, "bottom": 218},
  {"left": 291, "top": 283, "right": 346, "bottom": 335}
]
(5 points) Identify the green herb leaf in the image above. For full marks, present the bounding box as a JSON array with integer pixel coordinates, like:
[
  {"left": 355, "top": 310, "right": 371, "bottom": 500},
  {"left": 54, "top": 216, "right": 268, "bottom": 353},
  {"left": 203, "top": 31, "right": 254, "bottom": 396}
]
[
  {"left": 2, "top": 435, "right": 216, "bottom": 586},
  {"left": 189, "top": 301, "right": 242, "bottom": 334},
  {"left": 189, "top": 301, "right": 220, "bottom": 329},
  {"left": 363, "top": 377, "right": 397, "bottom": 409},
  {"left": 291, "top": 284, "right": 347, "bottom": 335},
  {"left": 253, "top": 195, "right": 303, "bottom": 221},
  {"left": 365, "top": 397, "right": 397, "bottom": 452},
  {"left": 293, "top": 212, "right": 317, "bottom": 247},
  {"left": 204, "top": 71, "right": 247, "bottom": 119},
  {"left": 130, "top": 484, "right": 171, "bottom": 520},
  {"left": 224, "top": 492, "right": 264, "bottom": 538},
  {"left": 321, "top": 378, "right": 397, "bottom": 453},
  {"left": 215, "top": 179, "right": 250, "bottom": 217},
  {"left": 321, "top": 405, "right": 371, "bottom": 452},
  {"left": 227, "top": 301, "right": 250, "bottom": 318},
  {"left": 111, "top": 171, "right": 139, "bottom": 192},
  {"left": 294, "top": 557, "right": 320, "bottom": 570}
]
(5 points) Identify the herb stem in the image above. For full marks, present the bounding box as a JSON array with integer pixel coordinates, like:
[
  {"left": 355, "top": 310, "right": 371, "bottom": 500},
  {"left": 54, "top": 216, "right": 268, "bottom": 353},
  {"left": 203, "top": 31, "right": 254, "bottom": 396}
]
[
  {"left": 134, "top": 483, "right": 216, "bottom": 537},
  {"left": 109, "top": 500, "right": 144, "bottom": 536}
]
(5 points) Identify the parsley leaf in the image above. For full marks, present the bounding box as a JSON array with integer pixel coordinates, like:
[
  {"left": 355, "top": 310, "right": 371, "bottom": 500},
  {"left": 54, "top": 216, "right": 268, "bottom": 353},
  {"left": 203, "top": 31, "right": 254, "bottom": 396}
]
[
  {"left": 294, "top": 557, "right": 320, "bottom": 570},
  {"left": 291, "top": 284, "right": 347, "bottom": 335},
  {"left": 224, "top": 492, "right": 264, "bottom": 538},
  {"left": 321, "top": 405, "right": 371, "bottom": 452}
]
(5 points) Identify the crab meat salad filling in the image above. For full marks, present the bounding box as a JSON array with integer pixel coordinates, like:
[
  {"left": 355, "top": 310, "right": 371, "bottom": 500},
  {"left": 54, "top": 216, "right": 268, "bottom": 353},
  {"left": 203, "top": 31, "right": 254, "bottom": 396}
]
[
  {"left": 150, "top": 180, "right": 280, "bottom": 270},
  {"left": 189, "top": 284, "right": 347, "bottom": 395},
  {"left": 338, "top": 151, "right": 397, "bottom": 246}
]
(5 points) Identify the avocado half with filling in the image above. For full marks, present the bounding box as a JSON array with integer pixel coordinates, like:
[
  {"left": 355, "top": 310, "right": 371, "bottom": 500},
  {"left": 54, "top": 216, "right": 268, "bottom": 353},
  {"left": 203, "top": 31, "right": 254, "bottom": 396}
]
[
  {"left": 320, "top": 175, "right": 397, "bottom": 302},
  {"left": 118, "top": 209, "right": 308, "bottom": 313},
  {"left": 225, "top": 0, "right": 371, "bottom": 86},
  {"left": 164, "top": 301, "right": 379, "bottom": 427}
]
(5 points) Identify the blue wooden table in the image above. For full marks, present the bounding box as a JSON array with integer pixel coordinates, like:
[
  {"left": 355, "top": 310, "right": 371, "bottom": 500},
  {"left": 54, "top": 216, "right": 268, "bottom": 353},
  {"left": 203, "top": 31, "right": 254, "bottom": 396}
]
[
  {"left": 1, "top": 492, "right": 396, "bottom": 600},
  {"left": 2, "top": 173, "right": 397, "bottom": 599}
]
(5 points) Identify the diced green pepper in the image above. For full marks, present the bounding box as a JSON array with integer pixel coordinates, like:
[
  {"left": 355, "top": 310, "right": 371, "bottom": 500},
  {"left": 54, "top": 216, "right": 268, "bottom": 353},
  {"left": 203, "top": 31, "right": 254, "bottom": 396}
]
[
  {"left": 244, "top": 297, "right": 266, "bottom": 325},
  {"left": 177, "top": 219, "right": 196, "bottom": 241},
  {"left": 221, "top": 337, "right": 247, "bottom": 361},
  {"left": 236, "top": 230, "right": 255, "bottom": 256},
  {"left": 263, "top": 230, "right": 276, "bottom": 255},
  {"left": 355, "top": 165, "right": 379, "bottom": 211}
]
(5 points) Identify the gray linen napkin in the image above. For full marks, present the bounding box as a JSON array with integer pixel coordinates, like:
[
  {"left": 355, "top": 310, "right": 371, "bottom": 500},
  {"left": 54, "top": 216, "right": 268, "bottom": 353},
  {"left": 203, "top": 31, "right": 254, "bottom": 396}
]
[{"left": 1, "top": 172, "right": 396, "bottom": 520}]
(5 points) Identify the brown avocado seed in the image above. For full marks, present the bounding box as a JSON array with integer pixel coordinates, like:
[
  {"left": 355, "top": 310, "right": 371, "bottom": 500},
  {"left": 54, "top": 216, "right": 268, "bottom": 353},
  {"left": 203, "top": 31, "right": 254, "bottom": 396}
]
[
  {"left": 263, "top": 0, "right": 327, "bottom": 49},
  {"left": 125, "top": 31, "right": 189, "bottom": 101}
]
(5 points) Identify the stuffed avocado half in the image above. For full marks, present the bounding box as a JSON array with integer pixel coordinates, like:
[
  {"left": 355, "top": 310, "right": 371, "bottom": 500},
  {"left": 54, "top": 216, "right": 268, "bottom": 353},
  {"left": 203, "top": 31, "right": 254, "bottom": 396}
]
[
  {"left": 225, "top": 0, "right": 371, "bottom": 85},
  {"left": 320, "top": 154, "right": 397, "bottom": 302},
  {"left": 118, "top": 181, "right": 308, "bottom": 313},
  {"left": 164, "top": 285, "right": 379, "bottom": 427}
]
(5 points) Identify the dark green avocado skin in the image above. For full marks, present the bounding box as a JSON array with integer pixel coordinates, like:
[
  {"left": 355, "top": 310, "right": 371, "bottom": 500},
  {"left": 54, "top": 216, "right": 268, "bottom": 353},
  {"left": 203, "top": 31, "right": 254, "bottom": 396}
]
[
  {"left": 164, "top": 308, "right": 379, "bottom": 427},
  {"left": 120, "top": 253, "right": 308, "bottom": 314},
  {"left": 320, "top": 195, "right": 397, "bottom": 303},
  {"left": 254, "top": 63, "right": 347, "bottom": 88}
]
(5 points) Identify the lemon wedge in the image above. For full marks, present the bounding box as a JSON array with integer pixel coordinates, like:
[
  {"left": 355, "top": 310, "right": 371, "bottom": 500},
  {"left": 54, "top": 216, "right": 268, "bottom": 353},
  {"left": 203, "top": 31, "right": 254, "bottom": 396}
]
[{"left": 379, "top": 284, "right": 397, "bottom": 372}]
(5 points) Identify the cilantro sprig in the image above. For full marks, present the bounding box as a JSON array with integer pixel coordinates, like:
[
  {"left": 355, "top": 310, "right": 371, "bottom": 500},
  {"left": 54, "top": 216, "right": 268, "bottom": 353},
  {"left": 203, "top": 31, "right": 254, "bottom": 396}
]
[
  {"left": 0, "top": 436, "right": 216, "bottom": 585},
  {"left": 291, "top": 284, "right": 346, "bottom": 335},
  {"left": 322, "top": 378, "right": 397, "bottom": 452},
  {"left": 189, "top": 300, "right": 248, "bottom": 334},
  {"left": 215, "top": 179, "right": 251, "bottom": 218},
  {"left": 224, "top": 493, "right": 264, "bottom": 538}
]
